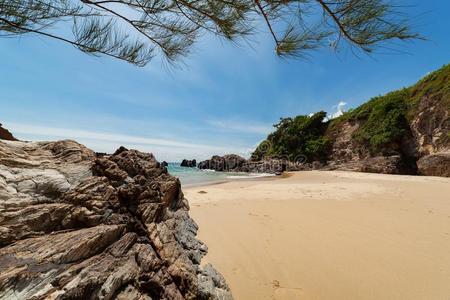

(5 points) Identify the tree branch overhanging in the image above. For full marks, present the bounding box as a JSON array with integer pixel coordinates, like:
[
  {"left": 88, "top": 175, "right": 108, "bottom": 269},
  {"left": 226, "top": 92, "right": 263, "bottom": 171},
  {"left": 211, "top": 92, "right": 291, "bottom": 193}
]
[{"left": 0, "top": 0, "right": 421, "bottom": 66}]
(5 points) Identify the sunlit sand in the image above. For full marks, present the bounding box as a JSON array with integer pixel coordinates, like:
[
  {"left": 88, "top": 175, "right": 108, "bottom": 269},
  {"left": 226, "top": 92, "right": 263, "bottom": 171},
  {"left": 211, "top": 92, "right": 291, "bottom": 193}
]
[{"left": 186, "top": 171, "right": 450, "bottom": 300}]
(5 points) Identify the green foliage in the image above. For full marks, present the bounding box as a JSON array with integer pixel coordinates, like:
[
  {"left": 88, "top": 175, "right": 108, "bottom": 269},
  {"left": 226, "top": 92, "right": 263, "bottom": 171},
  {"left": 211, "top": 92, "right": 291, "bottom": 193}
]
[
  {"left": 252, "top": 111, "right": 330, "bottom": 162},
  {"left": 408, "top": 64, "right": 450, "bottom": 116},
  {"left": 254, "top": 64, "right": 450, "bottom": 162},
  {"left": 330, "top": 64, "right": 450, "bottom": 154},
  {"left": 0, "top": 0, "right": 419, "bottom": 65},
  {"left": 349, "top": 90, "right": 409, "bottom": 154}
]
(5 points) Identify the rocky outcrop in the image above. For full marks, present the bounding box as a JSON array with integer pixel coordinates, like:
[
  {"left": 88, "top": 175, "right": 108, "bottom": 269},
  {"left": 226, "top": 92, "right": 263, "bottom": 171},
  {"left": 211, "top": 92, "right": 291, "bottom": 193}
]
[
  {"left": 409, "top": 93, "right": 450, "bottom": 176},
  {"left": 417, "top": 153, "right": 450, "bottom": 177},
  {"left": 244, "top": 65, "right": 450, "bottom": 177},
  {"left": 196, "top": 66, "right": 449, "bottom": 177},
  {"left": 198, "top": 155, "right": 246, "bottom": 172},
  {"left": 410, "top": 95, "right": 449, "bottom": 155},
  {"left": 180, "top": 159, "right": 196, "bottom": 168},
  {"left": 0, "top": 140, "right": 232, "bottom": 300},
  {"left": 197, "top": 156, "right": 309, "bottom": 174},
  {"left": 323, "top": 118, "right": 420, "bottom": 175},
  {"left": 324, "top": 89, "right": 449, "bottom": 176},
  {"left": 327, "top": 121, "right": 363, "bottom": 163},
  {"left": 0, "top": 123, "right": 17, "bottom": 141}
]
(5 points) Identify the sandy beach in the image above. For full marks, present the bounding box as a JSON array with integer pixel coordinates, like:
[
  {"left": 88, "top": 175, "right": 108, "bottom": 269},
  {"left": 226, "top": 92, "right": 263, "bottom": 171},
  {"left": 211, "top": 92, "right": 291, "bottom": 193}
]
[{"left": 185, "top": 171, "right": 450, "bottom": 300}]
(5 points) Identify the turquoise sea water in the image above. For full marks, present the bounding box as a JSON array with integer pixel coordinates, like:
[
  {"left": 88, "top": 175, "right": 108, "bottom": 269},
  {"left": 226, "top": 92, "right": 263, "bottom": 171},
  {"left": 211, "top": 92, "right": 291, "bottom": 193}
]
[{"left": 167, "top": 163, "right": 274, "bottom": 186}]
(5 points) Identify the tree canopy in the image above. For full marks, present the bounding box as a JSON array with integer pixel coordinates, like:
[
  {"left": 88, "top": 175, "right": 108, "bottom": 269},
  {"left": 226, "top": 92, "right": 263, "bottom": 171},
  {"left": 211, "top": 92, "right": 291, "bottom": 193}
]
[
  {"left": 252, "top": 111, "right": 330, "bottom": 162},
  {"left": 0, "top": 0, "right": 419, "bottom": 66}
]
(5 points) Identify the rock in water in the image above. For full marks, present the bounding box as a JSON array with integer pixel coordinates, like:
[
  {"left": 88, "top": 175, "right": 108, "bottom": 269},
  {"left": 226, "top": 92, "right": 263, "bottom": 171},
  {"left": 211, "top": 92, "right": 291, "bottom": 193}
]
[
  {"left": 197, "top": 155, "right": 246, "bottom": 172},
  {"left": 180, "top": 159, "right": 196, "bottom": 168},
  {"left": 0, "top": 139, "right": 232, "bottom": 300}
]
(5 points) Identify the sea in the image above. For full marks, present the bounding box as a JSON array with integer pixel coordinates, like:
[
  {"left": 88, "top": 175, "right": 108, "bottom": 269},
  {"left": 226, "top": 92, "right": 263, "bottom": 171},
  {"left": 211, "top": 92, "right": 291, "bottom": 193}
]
[{"left": 167, "top": 162, "right": 275, "bottom": 186}]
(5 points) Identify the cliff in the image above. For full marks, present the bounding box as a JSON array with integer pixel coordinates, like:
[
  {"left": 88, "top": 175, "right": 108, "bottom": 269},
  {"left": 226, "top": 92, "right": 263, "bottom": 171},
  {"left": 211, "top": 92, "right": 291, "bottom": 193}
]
[
  {"left": 248, "top": 64, "right": 450, "bottom": 177},
  {"left": 0, "top": 139, "right": 232, "bottom": 299}
]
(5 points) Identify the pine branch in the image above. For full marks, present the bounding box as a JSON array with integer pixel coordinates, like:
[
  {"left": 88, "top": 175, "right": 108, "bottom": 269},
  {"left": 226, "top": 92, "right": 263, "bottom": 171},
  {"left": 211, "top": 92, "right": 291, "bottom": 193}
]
[{"left": 0, "top": 0, "right": 421, "bottom": 65}]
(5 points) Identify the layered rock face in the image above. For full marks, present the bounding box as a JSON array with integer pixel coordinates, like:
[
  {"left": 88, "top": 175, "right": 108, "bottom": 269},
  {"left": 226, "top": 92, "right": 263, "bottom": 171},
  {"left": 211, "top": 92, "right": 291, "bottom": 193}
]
[
  {"left": 411, "top": 94, "right": 450, "bottom": 177},
  {"left": 239, "top": 65, "right": 450, "bottom": 177},
  {"left": 326, "top": 91, "right": 449, "bottom": 176},
  {"left": 325, "top": 121, "right": 419, "bottom": 175},
  {"left": 0, "top": 140, "right": 232, "bottom": 299},
  {"left": 0, "top": 123, "right": 17, "bottom": 141}
]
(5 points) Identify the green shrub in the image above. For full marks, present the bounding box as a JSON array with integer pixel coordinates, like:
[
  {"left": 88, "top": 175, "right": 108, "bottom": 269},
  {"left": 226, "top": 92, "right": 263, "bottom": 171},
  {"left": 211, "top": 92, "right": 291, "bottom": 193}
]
[
  {"left": 350, "top": 89, "right": 409, "bottom": 154},
  {"left": 253, "top": 64, "right": 449, "bottom": 161},
  {"left": 252, "top": 111, "right": 330, "bottom": 162}
]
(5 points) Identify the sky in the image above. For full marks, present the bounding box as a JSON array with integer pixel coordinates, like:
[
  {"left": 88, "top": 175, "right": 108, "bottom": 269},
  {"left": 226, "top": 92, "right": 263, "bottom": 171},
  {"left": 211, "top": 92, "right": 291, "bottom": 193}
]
[{"left": 1, "top": 1, "right": 450, "bottom": 162}]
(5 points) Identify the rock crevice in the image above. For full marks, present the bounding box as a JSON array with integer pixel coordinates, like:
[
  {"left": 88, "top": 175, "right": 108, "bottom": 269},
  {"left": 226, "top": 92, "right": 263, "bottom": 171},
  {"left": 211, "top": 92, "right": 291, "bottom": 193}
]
[{"left": 0, "top": 140, "right": 232, "bottom": 300}]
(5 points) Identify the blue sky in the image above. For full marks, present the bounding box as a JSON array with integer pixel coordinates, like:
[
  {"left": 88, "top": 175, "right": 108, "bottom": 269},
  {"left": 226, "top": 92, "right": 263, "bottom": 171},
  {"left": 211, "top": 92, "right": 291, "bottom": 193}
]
[{"left": 1, "top": 1, "right": 449, "bottom": 162}]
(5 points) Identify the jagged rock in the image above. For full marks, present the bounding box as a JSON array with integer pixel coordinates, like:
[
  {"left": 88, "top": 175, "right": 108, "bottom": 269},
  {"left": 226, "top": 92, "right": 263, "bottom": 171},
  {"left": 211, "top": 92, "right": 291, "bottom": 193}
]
[
  {"left": 410, "top": 95, "right": 450, "bottom": 156},
  {"left": 327, "top": 120, "right": 363, "bottom": 163},
  {"left": 161, "top": 161, "right": 169, "bottom": 168},
  {"left": 354, "top": 156, "right": 405, "bottom": 174},
  {"left": 417, "top": 153, "right": 450, "bottom": 177},
  {"left": 197, "top": 155, "right": 307, "bottom": 174},
  {"left": 239, "top": 159, "right": 285, "bottom": 174},
  {"left": 181, "top": 159, "right": 196, "bottom": 168},
  {"left": 198, "top": 155, "right": 245, "bottom": 172},
  {"left": 0, "top": 139, "right": 232, "bottom": 300},
  {"left": 0, "top": 123, "right": 17, "bottom": 141}
]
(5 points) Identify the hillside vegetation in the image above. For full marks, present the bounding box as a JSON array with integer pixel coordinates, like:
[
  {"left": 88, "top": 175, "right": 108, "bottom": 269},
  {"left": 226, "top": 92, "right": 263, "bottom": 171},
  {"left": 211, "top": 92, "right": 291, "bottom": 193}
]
[
  {"left": 252, "top": 111, "right": 330, "bottom": 162},
  {"left": 253, "top": 64, "right": 450, "bottom": 166}
]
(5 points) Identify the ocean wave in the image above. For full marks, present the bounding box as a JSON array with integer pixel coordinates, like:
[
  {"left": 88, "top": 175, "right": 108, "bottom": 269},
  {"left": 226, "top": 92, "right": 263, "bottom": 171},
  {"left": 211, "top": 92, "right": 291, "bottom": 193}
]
[{"left": 226, "top": 173, "right": 276, "bottom": 179}]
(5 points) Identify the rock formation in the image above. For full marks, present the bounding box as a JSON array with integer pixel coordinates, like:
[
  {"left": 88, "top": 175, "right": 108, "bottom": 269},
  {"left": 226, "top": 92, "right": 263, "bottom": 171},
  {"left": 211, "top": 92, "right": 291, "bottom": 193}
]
[
  {"left": 417, "top": 153, "right": 450, "bottom": 177},
  {"left": 180, "top": 159, "right": 196, "bottom": 168},
  {"left": 197, "top": 155, "right": 246, "bottom": 172},
  {"left": 0, "top": 123, "right": 17, "bottom": 141},
  {"left": 324, "top": 86, "right": 449, "bottom": 176},
  {"left": 243, "top": 64, "right": 450, "bottom": 177},
  {"left": 0, "top": 139, "right": 232, "bottom": 299}
]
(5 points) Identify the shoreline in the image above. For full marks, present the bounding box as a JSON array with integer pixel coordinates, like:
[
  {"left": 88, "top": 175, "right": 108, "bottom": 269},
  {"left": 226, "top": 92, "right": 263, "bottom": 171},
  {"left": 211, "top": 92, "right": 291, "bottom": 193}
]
[
  {"left": 181, "top": 169, "right": 448, "bottom": 188},
  {"left": 180, "top": 172, "right": 279, "bottom": 188},
  {"left": 185, "top": 171, "right": 450, "bottom": 300}
]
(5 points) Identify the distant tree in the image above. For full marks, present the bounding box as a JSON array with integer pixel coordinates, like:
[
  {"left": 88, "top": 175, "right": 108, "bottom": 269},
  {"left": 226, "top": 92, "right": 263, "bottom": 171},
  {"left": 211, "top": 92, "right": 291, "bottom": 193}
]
[
  {"left": 253, "top": 111, "right": 330, "bottom": 162},
  {"left": 0, "top": 0, "right": 420, "bottom": 66}
]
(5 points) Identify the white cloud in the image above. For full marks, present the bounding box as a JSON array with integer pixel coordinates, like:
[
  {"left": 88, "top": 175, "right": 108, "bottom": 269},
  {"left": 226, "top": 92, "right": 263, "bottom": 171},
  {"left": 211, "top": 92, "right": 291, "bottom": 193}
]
[
  {"left": 5, "top": 122, "right": 249, "bottom": 162},
  {"left": 206, "top": 119, "right": 272, "bottom": 135},
  {"left": 329, "top": 101, "right": 347, "bottom": 119}
]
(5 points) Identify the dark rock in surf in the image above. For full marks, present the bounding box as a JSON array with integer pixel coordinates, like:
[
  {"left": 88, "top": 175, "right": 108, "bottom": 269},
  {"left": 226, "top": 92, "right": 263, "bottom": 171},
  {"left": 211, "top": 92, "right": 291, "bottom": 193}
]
[{"left": 181, "top": 159, "right": 197, "bottom": 167}]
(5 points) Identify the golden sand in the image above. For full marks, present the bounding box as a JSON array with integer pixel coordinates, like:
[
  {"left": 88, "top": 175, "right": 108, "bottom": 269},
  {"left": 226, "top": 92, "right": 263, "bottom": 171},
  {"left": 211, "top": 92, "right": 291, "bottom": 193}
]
[{"left": 186, "top": 171, "right": 450, "bottom": 300}]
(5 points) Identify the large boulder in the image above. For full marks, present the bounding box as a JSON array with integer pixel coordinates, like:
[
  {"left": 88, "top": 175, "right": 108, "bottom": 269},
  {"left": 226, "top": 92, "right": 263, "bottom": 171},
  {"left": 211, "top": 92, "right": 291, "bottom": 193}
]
[
  {"left": 181, "top": 159, "right": 197, "bottom": 167},
  {"left": 0, "top": 139, "right": 232, "bottom": 299},
  {"left": 417, "top": 153, "right": 450, "bottom": 177},
  {"left": 198, "top": 155, "right": 246, "bottom": 172}
]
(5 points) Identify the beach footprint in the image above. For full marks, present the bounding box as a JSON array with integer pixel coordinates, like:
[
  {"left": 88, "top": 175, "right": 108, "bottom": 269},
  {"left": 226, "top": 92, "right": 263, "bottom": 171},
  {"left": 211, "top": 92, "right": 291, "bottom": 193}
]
[{"left": 271, "top": 280, "right": 304, "bottom": 299}]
